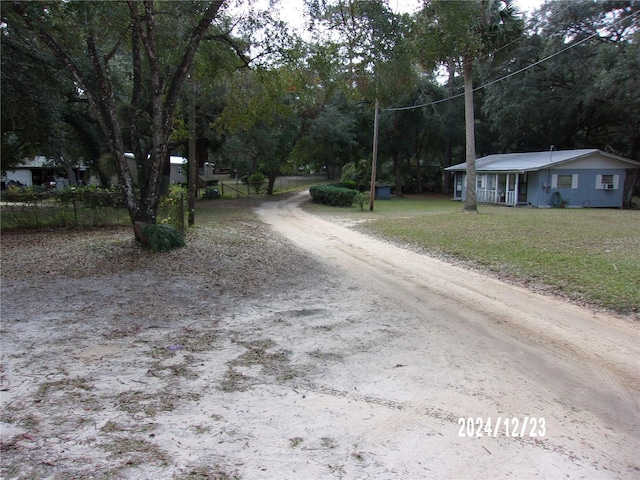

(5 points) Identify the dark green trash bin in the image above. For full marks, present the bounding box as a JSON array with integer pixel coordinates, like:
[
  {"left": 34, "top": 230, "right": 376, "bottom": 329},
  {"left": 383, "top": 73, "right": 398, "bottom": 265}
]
[{"left": 375, "top": 185, "right": 391, "bottom": 200}]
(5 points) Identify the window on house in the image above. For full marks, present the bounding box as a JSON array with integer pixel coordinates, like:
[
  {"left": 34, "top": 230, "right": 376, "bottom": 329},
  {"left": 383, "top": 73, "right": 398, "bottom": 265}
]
[
  {"left": 552, "top": 173, "right": 578, "bottom": 189},
  {"left": 597, "top": 174, "right": 618, "bottom": 190},
  {"left": 477, "top": 174, "right": 485, "bottom": 189},
  {"left": 177, "top": 167, "right": 183, "bottom": 175},
  {"left": 557, "top": 175, "right": 573, "bottom": 189}
]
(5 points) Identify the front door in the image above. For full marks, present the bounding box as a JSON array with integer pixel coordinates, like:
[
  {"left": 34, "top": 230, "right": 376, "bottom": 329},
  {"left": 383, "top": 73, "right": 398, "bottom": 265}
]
[
  {"left": 455, "top": 173, "right": 464, "bottom": 199},
  {"left": 497, "top": 174, "right": 507, "bottom": 203},
  {"left": 517, "top": 172, "right": 528, "bottom": 204},
  {"left": 497, "top": 174, "right": 520, "bottom": 205},
  {"left": 507, "top": 174, "right": 517, "bottom": 205}
]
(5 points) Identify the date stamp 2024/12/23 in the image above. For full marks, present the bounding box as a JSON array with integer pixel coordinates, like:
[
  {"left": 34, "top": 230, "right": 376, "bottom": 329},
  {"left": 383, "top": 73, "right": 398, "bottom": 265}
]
[{"left": 458, "top": 417, "right": 546, "bottom": 438}]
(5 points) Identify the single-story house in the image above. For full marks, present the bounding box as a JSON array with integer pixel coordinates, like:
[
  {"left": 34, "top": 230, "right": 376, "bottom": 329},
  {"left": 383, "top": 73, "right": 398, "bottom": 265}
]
[{"left": 445, "top": 149, "right": 640, "bottom": 208}]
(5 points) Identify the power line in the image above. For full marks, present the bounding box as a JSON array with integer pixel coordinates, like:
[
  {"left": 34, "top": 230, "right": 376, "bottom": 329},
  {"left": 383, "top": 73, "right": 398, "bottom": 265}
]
[
  {"left": 471, "top": 0, "right": 580, "bottom": 67},
  {"left": 384, "top": 8, "right": 640, "bottom": 112}
]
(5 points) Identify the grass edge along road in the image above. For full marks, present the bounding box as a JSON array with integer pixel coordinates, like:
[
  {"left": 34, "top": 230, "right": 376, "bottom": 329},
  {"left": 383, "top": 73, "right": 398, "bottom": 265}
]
[{"left": 303, "top": 194, "right": 640, "bottom": 318}]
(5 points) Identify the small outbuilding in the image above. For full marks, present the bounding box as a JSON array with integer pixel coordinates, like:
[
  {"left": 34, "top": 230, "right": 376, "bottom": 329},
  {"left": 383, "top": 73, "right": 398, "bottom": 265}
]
[{"left": 445, "top": 149, "right": 640, "bottom": 208}]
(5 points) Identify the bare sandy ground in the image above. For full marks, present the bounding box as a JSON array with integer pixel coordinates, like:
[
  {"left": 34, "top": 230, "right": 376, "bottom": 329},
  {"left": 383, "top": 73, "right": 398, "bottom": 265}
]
[{"left": 1, "top": 191, "right": 639, "bottom": 479}]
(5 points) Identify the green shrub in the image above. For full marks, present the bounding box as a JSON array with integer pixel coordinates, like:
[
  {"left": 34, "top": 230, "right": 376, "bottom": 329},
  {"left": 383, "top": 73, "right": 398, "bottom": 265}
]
[
  {"left": 1, "top": 186, "right": 54, "bottom": 203},
  {"left": 1, "top": 186, "right": 130, "bottom": 228},
  {"left": 353, "top": 192, "right": 370, "bottom": 211},
  {"left": 158, "top": 185, "right": 186, "bottom": 230},
  {"left": 341, "top": 180, "right": 358, "bottom": 190},
  {"left": 309, "top": 185, "right": 358, "bottom": 207},
  {"left": 247, "top": 172, "right": 266, "bottom": 194},
  {"left": 341, "top": 160, "right": 370, "bottom": 191},
  {"left": 1, "top": 185, "right": 125, "bottom": 208},
  {"left": 58, "top": 186, "right": 125, "bottom": 208},
  {"left": 327, "top": 181, "right": 358, "bottom": 190},
  {"left": 141, "top": 223, "right": 185, "bottom": 252}
]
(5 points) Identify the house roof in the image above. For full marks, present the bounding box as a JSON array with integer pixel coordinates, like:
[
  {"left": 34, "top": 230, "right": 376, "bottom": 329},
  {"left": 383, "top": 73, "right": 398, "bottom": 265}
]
[{"left": 444, "top": 149, "right": 639, "bottom": 173}]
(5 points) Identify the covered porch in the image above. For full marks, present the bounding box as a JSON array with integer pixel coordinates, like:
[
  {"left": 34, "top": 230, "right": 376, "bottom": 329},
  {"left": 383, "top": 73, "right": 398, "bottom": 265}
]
[
  {"left": 453, "top": 172, "right": 528, "bottom": 206},
  {"left": 476, "top": 172, "right": 524, "bottom": 206}
]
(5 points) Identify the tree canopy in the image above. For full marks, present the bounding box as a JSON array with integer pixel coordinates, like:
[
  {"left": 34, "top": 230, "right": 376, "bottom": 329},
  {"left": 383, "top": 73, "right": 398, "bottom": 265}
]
[{"left": 3, "top": 0, "right": 227, "bottom": 237}]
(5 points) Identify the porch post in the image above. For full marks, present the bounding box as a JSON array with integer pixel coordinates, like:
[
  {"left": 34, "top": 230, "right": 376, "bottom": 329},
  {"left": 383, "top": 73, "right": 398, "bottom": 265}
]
[{"left": 513, "top": 174, "right": 519, "bottom": 206}]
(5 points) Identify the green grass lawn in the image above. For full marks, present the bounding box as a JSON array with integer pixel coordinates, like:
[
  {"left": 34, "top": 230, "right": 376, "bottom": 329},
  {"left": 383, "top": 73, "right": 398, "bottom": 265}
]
[{"left": 305, "top": 195, "right": 640, "bottom": 316}]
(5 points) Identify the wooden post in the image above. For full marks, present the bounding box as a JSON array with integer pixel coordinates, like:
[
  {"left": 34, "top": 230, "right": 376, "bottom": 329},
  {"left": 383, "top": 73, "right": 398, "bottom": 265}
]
[{"left": 369, "top": 98, "right": 379, "bottom": 211}]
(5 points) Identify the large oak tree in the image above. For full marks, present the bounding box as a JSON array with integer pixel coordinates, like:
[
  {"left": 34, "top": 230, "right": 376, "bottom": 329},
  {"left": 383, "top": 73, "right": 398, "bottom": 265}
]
[{"left": 4, "top": 1, "right": 226, "bottom": 241}]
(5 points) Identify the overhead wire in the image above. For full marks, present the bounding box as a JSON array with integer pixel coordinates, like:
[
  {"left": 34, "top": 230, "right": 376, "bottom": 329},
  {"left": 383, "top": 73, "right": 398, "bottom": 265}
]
[
  {"left": 384, "top": 6, "right": 640, "bottom": 112},
  {"left": 469, "top": 0, "right": 581, "bottom": 68}
]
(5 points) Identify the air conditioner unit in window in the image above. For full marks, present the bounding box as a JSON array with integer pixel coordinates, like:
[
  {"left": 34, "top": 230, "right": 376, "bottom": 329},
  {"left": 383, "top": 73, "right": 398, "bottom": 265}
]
[{"left": 602, "top": 183, "right": 614, "bottom": 190}]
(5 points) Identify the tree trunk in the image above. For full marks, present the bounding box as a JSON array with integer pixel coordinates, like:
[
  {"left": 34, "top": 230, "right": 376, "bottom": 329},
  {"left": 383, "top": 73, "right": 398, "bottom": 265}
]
[
  {"left": 463, "top": 56, "right": 478, "bottom": 212},
  {"left": 188, "top": 80, "right": 197, "bottom": 226},
  {"left": 127, "top": 0, "right": 223, "bottom": 229},
  {"left": 623, "top": 168, "right": 639, "bottom": 208},
  {"left": 267, "top": 172, "right": 277, "bottom": 195},
  {"left": 444, "top": 60, "right": 456, "bottom": 195}
]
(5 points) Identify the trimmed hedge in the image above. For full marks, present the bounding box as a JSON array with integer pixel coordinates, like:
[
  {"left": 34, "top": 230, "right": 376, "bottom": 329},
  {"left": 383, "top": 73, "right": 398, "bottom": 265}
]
[{"left": 309, "top": 185, "right": 358, "bottom": 207}]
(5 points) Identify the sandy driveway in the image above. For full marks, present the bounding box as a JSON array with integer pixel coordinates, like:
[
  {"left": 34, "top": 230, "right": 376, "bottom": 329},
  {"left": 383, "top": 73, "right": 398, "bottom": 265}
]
[
  {"left": 1, "top": 192, "right": 639, "bottom": 479},
  {"left": 255, "top": 191, "right": 640, "bottom": 478}
]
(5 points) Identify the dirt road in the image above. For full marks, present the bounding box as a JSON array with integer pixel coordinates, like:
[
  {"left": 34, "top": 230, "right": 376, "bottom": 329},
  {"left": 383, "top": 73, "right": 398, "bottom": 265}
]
[
  {"left": 255, "top": 191, "right": 640, "bottom": 478},
  {"left": 1, "top": 192, "right": 638, "bottom": 479}
]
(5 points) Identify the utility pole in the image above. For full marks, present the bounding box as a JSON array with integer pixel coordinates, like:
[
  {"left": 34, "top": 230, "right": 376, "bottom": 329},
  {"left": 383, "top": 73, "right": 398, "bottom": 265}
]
[
  {"left": 188, "top": 79, "right": 197, "bottom": 226},
  {"left": 369, "top": 98, "right": 379, "bottom": 211}
]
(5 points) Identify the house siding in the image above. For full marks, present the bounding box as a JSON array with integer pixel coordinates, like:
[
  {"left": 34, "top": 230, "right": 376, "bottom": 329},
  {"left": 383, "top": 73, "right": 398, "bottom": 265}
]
[
  {"left": 447, "top": 149, "right": 640, "bottom": 208},
  {"left": 453, "top": 168, "right": 628, "bottom": 208},
  {"left": 543, "top": 168, "right": 626, "bottom": 208},
  {"left": 526, "top": 171, "right": 545, "bottom": 206}
]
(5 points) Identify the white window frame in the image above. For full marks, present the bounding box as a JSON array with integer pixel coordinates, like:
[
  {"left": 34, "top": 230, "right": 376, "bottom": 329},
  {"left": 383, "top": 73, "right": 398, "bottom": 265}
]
[
  {"left": 551, "top": 174, "right": 578, "bottom": 189},
  {"left": 595, "top": 174, "right": 619, "bottom": 190}
]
